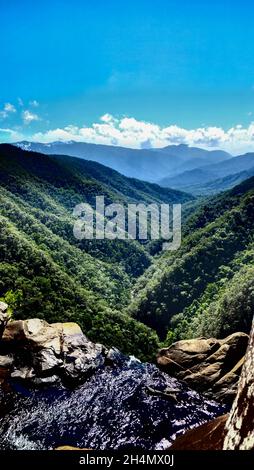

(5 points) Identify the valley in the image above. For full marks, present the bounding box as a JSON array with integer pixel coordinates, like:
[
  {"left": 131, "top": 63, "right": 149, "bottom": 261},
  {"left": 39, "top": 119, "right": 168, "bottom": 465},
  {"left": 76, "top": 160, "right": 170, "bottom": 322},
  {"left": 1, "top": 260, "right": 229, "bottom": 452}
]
[{"left": 0, "top": 142, "right": 254, "bottom": 451}]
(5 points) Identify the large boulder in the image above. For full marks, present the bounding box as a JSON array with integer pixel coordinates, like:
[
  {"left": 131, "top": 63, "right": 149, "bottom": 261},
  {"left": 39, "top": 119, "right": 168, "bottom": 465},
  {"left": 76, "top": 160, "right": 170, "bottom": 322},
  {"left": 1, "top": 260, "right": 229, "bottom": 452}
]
[
  {"left": 157, "top": 332, "right": 249, "bottom": 403},
  {"left": 0, "top": 317, "right": 106, "bottom": 385},
  {"left": 157, "top": 337, "right": 219, "bottom": 372}
]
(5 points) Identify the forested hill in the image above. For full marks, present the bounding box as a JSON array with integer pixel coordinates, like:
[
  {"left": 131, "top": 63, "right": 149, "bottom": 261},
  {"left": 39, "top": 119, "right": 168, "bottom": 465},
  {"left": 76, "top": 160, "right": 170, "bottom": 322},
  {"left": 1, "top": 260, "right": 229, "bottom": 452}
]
[
  {"left": 0, "top": 144, "right": 192, "bottom": 360},
  {"left": 0, "top": 144, "right": 193, "bottom": 206},
  {"left": 129, "top": 176, "right": 254, "bottom": 341}
]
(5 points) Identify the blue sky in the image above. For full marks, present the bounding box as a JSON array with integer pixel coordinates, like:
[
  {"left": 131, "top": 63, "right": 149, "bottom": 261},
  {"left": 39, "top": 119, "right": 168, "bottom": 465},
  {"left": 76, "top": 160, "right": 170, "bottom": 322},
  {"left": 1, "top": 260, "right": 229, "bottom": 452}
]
[{"left": 1, "top": 0, "right": 254, "bottom": 153}]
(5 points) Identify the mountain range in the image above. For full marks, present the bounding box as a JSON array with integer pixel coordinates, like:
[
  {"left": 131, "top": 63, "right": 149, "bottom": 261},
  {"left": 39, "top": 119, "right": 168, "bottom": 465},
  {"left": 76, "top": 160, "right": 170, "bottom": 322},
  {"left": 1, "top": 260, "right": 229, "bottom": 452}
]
[
  {"left": 159, "top": 152, "right": 254, "bottom": 194},
  {"left": 16, "top": 140, "right": 254, "bottom": 196},
  {"left": 16, "top": 141, "right": 231, "bottom": 184}
]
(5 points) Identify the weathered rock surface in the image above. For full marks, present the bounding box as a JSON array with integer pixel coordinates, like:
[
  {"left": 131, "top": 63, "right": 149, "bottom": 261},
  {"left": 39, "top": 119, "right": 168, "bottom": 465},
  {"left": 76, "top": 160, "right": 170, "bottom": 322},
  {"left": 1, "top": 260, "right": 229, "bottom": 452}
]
[
  {"left": 223, "top": 319, "right": 254, "bottom": 450},
  {"left": 157, "top": 332, "right": 249, "bottom": 403},
  {"left": 0, "top": 318, "right": 106, "bottom": 385}
]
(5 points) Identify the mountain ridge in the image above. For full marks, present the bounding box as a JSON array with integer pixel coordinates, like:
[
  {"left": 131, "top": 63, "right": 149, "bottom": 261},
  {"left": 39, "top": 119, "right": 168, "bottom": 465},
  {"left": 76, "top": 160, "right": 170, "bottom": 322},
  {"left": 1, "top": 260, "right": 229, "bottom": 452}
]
[
  {"left": 159, "top": 152, "right": 254, "bottom": 194},
  {"left": 14, "top": 140, "right": 231, "bottom": 183}
]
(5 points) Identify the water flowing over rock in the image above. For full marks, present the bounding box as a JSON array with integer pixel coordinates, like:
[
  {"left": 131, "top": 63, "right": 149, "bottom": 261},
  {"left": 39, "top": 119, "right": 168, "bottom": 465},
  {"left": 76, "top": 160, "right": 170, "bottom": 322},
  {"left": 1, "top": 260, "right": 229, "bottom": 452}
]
[
  {"left": 223, "top": 320, "right": 254, "bottom": 450},
  {"left": 0, "top": 357, "right": 224, "bottom": 450},
  {"left": 157, "top": 333, "right": 248, "bottom": 404}
]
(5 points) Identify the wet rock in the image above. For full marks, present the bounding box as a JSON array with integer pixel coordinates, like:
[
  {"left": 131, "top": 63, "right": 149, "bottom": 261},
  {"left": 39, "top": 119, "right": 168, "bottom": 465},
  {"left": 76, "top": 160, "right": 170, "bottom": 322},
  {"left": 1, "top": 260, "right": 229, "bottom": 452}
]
[
  {"left": 105, "top": 347, "right": 127, "bottom": 366},
  {"left": 158, "top": 332, "right": 249, "bottom": 403},
  {"left": 33, "top": 348, "right": 63, "bottom": 373},
  {"left": 33, "top": 375, "right": 60, "bottom": 386},
  {"left": 11, "top": 366, "right": 36, "bottom": 380},
  {"left": 56, "top": 323, "right": 105, "bottom": 380}
]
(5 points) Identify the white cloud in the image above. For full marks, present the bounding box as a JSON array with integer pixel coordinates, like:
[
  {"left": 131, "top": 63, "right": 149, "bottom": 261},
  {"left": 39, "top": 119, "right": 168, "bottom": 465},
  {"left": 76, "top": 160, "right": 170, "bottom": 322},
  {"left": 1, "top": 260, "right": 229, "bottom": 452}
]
[
  {"left": 22, "top": 110, "right": 40, "bottom": 124},
  {"left": 29, "top": 100, "right": 39, "bottom": 107},
  {"left": 30, "top": 115, "right": 254, "bottom": 155},
  {"left": 0, "top": 127, "right": 23, "bottom": 141},
  {"left": 18, "top": 98, "right": 24, "bottom": 107},
  {"left": 100, "top": 113, "right": 116, "bottom": 123},
  {"left": 4, "top": 103, "right": 16, "bottom": 113},
  {"left": 0, "top": 102, "right": 17, "bottom": 119}
]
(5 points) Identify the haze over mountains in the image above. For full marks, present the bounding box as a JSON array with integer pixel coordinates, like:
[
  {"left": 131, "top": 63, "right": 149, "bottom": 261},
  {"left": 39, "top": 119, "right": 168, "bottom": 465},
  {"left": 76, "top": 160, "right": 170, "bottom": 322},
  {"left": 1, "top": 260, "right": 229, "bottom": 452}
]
[
  {"left": 16, "top": 140, "right": 254, "bottom": 196},
  {"left": 159, "top": 152, "right": 254, "bottom": 195},
  {"left": 16, "top": 141, "right": 231, "bottom": 185}
]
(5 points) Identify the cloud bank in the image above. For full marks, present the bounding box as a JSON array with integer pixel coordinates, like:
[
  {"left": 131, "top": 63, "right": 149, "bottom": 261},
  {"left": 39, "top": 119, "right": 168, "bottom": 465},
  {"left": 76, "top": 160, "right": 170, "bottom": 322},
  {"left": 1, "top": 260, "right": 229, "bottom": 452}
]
[
  {"left": 30, "top": 115, "right": 254, "bottom": 155},
  {"left": 1, "top": 114, "right": 254, "bottom": 155}
]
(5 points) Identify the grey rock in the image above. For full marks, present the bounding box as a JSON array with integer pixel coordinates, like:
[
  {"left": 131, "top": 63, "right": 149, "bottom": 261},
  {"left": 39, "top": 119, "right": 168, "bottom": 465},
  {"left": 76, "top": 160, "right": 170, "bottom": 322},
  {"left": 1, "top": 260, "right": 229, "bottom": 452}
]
[
  {"left": 33, "top": 375, "right": 60, "bottom": 386},
  {"left": 0, "top": 301, "right": 8, "bottom": 313},
  {"left": 32, "top": 348, "right": 63, "bottom": 372}
]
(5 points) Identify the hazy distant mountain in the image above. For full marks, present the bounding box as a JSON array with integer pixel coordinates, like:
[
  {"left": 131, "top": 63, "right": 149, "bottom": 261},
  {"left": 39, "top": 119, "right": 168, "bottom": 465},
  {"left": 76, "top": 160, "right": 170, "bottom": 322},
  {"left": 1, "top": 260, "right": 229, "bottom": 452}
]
[
  {"left": 159, "top": 152, "right": 254, "bottom": 193},
  {"left": 15, "top": 141, "right": 231, "bottom": 183},
  {"left": 180, "top": 168, "right": 254, "bottom": 195}
]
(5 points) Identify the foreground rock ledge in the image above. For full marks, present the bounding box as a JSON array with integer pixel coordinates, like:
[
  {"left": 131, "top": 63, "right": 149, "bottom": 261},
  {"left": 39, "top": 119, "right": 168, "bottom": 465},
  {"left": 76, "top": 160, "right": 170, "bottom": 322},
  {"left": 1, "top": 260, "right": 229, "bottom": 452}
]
[{"left": 0, "top": 317, "right": 107, "bottom": 385}]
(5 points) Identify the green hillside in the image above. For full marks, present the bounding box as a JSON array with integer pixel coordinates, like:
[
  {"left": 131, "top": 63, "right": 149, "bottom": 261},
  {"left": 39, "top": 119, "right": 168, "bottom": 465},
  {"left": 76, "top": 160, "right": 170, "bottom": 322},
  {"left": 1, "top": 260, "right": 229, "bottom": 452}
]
[{"left": 129, "top": 177, "right": 254, "bottom": 341}]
